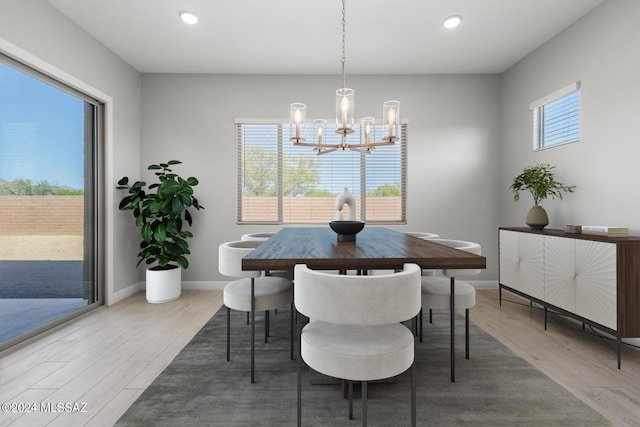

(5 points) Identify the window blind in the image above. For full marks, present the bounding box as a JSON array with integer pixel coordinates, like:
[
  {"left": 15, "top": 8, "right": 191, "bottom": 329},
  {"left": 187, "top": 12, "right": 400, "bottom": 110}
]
[
  {"left": 530, "top": 82, "right": 581, "bottom": 150},
  {"left": 236, "top": 121, "right": 406, "bottom": 224}
]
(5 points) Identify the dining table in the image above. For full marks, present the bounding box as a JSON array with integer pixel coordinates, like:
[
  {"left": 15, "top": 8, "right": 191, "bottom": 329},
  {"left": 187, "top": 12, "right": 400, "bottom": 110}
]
[{"left": 242, "top": 226, "right": 487, "bottom": 382}]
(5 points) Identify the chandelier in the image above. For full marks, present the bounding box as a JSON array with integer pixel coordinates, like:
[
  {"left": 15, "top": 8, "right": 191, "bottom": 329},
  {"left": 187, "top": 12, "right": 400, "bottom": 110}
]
[{"left": 289, "top": 0, "right": 400, "bottom": 154}]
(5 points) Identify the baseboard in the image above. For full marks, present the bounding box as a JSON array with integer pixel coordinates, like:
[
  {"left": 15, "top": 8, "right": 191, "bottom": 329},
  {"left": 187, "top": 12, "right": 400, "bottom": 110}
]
[
  {"left": 108, "top": 282, "right": 141, "bottom": 305},
  {"left": 138, "top": 280, "right": 228, "bottom": 291},
  {"left": 182, "top": 281, "right": 228, "bottom": 291},
  {"left": 468, "top": 280, "right": 498, "bottom": 289},
  {"left": 625, "top": 338, "right": 640, "bottom": 349}
]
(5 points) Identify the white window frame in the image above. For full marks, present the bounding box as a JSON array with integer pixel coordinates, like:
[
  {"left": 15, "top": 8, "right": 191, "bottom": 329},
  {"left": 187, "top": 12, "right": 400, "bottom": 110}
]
[
  {"left": 236, "top": 119, "right": 407, "bottom": 225},
  {"left": 530, "top": 81, "right": 581, "bottom": 150}
]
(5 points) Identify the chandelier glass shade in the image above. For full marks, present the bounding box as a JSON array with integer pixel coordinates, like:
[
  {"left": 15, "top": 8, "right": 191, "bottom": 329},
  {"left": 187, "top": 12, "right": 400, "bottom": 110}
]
[{"left": 289, "top": 0, "right": 400, "bottom": 153}]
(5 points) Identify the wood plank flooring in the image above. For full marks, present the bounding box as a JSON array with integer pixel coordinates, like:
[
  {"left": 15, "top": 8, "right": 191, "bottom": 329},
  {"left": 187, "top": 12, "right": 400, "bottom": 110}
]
[
  {"left": 0, "top": 290, "right": 222, "bottom": 426},
  {"left": 473, "top": 289, "right": 640, "bottom": 427},
  {"left": 1, "top": 288, "right": 638, "bottom": 426}
]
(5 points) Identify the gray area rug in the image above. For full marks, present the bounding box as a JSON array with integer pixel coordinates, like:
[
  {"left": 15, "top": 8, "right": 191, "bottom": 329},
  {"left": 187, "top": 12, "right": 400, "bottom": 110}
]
[{"left": 117, "top": 306, "right": 611, "bottom": 426}]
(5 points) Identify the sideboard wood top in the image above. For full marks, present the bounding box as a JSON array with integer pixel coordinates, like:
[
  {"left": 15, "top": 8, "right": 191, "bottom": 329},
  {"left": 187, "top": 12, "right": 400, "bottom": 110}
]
[{"left": 500, "top": 227, "right": 640, "bottom": 243}]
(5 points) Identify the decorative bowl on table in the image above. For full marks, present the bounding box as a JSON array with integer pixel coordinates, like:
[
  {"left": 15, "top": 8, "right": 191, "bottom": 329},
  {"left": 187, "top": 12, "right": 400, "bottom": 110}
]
[{"left": 329, "top": 220, "right": 365, "bottom": 242}]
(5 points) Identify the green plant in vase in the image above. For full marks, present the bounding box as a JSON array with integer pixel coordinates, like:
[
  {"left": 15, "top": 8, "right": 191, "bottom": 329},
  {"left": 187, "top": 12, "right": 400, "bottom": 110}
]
[
  {"left": 510, "top": 163, "right": 575, "bottom": 230},
  {"left": 117, "top": 160, "right": 204, "bottom": 302}
]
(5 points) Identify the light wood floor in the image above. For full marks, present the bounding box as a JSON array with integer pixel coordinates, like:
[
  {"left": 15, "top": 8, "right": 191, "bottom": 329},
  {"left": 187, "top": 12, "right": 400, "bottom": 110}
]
[
  {"left": 0, "top": 290, "right": 223, "bottom": 426},
  {"left": 1, "top": 288, "right": 639, "bottom": 426},
  {"left": 473, "top": 289, "right": 640, "bottom": 427}
]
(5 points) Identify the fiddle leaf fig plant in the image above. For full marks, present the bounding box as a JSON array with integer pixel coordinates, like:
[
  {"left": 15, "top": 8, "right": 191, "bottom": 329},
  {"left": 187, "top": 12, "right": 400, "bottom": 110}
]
[
  {"left": 116, "top": 160, "right": 204, "bottom": 270},
  {"left": 510, "top": 163, "right": 575, "bottom": 206}
]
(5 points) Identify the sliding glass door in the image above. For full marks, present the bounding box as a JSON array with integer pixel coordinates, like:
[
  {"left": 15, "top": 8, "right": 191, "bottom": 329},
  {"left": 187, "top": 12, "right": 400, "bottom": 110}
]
[{"left": 0, "top": 54, "right": 102, "bottom": 350}]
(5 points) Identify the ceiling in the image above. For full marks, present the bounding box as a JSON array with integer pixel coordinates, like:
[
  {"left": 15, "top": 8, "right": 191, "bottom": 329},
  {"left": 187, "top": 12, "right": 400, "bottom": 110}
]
[{"left": 47, "top": 0, "right": 604, "bottom": 75}]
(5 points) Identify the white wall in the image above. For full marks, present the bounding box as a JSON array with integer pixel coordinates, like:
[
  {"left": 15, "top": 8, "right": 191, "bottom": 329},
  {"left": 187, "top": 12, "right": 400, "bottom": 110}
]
[
  {"left": 141, "top": 73, "right": 501, "bottom": 282},
  {"left": 500, "top": 0, "right": 640, "bottom": 233},
  {"left": 500, "top": 0, "right": 640, "bottom": 346},
  {"left": 0, "top": 0, "right": 142, "bottom": 302},
  {"left": 10, "top": 0, "right": 632, "bottom": 295}
]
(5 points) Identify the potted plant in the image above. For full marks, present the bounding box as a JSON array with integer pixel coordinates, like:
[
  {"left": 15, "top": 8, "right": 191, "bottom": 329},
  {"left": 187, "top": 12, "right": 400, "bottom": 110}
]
[
  {"left": 117, "top": 160, "right": 204, "bottom": 303},
  {"left": 510, "top": 163, "right": 575, "bottom": 230}
]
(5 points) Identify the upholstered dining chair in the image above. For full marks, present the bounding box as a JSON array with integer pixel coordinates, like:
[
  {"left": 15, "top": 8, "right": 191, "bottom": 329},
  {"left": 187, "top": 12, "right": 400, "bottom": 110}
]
[
  {"left": 240, "top": 231, "right": 292, "bottom": 281},
  {"left": 218, "top": 240, "right": 294, "bottom": 383},
  {"left": 240, "top": 232, "right": 276, "bottom": 241},
  {"left": 294, "top": 263, "right": 422, "bottom": 427},
  {"left": 404, "top": 231, "right": 440, "bottom": 240},
  {"left": 420, "top": 239, "right": 481, "bottom": 382}
]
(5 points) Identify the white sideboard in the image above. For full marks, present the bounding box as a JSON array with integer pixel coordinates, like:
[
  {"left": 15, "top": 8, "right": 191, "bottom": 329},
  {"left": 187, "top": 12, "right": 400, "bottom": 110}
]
[{"left": 499, "top": 227, "right": 640, "bottom": 368}]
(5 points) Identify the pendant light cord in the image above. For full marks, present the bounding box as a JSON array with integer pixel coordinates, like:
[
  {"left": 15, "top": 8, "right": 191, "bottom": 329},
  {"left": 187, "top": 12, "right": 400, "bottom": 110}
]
[{"left": 341, "top": 0, "right": 347, "bottom": 89}]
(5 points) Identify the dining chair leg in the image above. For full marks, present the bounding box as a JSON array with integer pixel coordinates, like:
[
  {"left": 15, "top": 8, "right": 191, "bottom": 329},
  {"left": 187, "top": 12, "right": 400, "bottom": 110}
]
[
  {"left": 419, "top": 309, "right": 423, "bottom": 343},
  {"left": 450, "top": 277, "right": 456, "bottom": 383},
  {"left": 265, "top": 310, "right": 269, "bottom": 343},
  {"left": 246, "top": 312, "right": 250, "bottom": 325},
  {"left": 348, "top": 381, "right": 354, "bottom": 420},
  {"left": 251, "top": 277, "right": 255, "bottom": 384},
  {"left": 362, "top": 381, "right": 368, "bottom": 427},
  {"left": 465, "top": 308, "right": 470, "bottom": 360},
  {"left": 411, "top": 314, "right": 417, "bottom": 427},
  {"left": 290, "top": 302, "right": 294, "bottom": 361},
  {"left": 411, "top": 359, "right": 416, "bottom": 427},
  {"left": 226, "top": 306, "right": 231, "bottom": 361},
  {"left": 296, "top": 308, "right": 302, "bottom": 427}
]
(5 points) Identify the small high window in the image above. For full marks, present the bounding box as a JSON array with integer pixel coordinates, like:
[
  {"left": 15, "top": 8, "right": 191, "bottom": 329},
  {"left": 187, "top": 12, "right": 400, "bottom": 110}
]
[{"left": 530, "top": 82, "right": 581, "bottom": 150}]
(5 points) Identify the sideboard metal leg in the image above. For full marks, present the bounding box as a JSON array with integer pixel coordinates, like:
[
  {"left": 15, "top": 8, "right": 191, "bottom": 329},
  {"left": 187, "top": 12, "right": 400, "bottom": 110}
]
[{"left": 617, "top": 336, "right": 622, "bottom": 369}]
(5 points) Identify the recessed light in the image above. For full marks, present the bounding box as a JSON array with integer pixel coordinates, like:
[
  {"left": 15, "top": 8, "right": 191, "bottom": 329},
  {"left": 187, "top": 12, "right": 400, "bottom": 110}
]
[
  {"left": 179, "top": 11, "right": 198, "bottom": 25},
  {"left": 443, "top": 15, "right": 462, "bottom": 29}
]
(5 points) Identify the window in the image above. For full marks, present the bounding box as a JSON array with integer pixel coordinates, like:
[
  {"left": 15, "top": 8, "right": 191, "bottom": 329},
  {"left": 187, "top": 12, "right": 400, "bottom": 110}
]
[
  {"left": 530, "top": 82, "right": 581, "bottom": 150},
  {"left": 0, "top": 53, "right": 102, "bottom": 350},
  {"left": 236, "top": 120, "right": 406, "bottom": 224}
]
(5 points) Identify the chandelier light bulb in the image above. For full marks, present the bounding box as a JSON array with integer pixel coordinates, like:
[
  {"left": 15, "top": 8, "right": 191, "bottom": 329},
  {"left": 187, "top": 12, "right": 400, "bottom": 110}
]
[
  {"left": 387, "top": 108, "right": 396, "bottom": 135},
  {"left": 289, "top": 103, "right": 306, "bottom": 142},
  {"left": 341, "top": 96, "right": 349, "bottom": 128},
  {"left": 383, "top": 100, "right": 400, "bottom": 142},
  {"left": 314, "top": 119, "right": 327, "bottom": 144}
]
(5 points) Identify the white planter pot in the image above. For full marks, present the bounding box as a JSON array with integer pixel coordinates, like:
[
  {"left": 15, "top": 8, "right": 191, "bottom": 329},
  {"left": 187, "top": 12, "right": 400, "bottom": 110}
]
[{"left": 146, "top": 266, "right": 182, "bottom": 303}]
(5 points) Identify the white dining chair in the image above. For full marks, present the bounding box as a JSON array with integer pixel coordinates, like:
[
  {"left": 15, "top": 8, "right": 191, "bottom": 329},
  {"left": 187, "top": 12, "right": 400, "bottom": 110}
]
[
  {"left": 240, "top": 232, "right": 276, "bottom": 241},
  {"left": 420, "top": 239, "right": 481, "bottom": 383},
  {"left": 218, "top": 240, "right": 294, "bottom": 383},
  {"left": 404, "top": 231, "right": 440, "bottom": 240},
  {"left": 240, "top": 231, "right": 292, "bottom": 281},
  {"left": 294, "top": 263, "right": 421, "bottom": 427}
]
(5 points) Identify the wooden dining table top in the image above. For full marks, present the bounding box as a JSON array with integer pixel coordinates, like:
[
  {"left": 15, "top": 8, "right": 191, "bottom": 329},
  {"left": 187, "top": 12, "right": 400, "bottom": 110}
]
[{"left": 241, "top": 226, "right": 486, "bottom": 272}]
